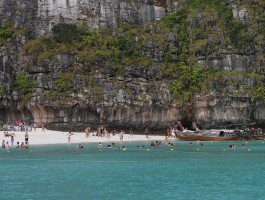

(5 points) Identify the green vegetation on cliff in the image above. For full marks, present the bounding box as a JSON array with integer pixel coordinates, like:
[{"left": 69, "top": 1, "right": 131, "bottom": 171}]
[
  {"left": 0, "top": 21, "right": 28, "bottom": 45},
  {"left": 13, "top": 72, "right": 36, "bottom": 104},
  {"left": 0, "top": 26, "right": 12, "bottom": 45},
  {"left": 14, "top": 72, "right": 35, "bottom": 95},
  {"left": 21, "top": 1, "right": 265, "bottom": 105}
]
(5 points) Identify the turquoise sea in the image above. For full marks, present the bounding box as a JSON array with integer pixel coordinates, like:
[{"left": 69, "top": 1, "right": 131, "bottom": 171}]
[{"left": 1, "top": 140, "right": 265, "bottom": 200}]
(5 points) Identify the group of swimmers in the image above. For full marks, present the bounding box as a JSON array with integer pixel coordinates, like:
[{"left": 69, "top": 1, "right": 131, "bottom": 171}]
[
  {"left": 2, "top": 140, "right": 10, "bottom": 150},
  {"left": 77, "top": 140, "right": 203, "bottom": 152},
  {"left": 16, "top": 141, "right": 29, "bottom": 148},
  {"left": 76, "top": 142, "right": 129, "bottom": 151},
  {"left": 1, "top": 131, "right": 29, "bottom": 151},
  {"left": 1, "top": 140, "right": 29, "bottom": 151},
  {"left": 228, "top": 144, "right": 246, "bottom": 148},
  {"left": 97, "top": 142, "right": 128, "bottom": 151}
]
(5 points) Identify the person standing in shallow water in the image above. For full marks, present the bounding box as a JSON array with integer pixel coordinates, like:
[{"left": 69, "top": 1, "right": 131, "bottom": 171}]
[
  {"left": 25, "top": 131, "right": 29, "bottom": 145},
  {"left": 10, "top": 134, "right": 15, "bottom": 146},
  {"left": 98, "top": 142, "right": 102, "bottom": 151},
  {"left": 5, "top": 141, "right": 10, "bottom": 152}
]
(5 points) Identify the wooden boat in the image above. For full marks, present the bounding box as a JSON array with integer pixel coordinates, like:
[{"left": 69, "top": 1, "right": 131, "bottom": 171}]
[
  {"left": 176, "top": 129, "right": 241, "bottom": 141},
  {"left": 173, "top": 121, "right": 241, "bottom": 141}
]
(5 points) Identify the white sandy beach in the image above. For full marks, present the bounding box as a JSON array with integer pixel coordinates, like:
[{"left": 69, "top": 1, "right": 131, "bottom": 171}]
[{"left": 1, "top": 128, "right": 165, "bottom": 146}]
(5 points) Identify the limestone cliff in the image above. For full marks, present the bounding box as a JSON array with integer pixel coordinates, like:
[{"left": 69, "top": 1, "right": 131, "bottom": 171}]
[{"left": 0, "top": 0, "right": 264, "bottom": 131}]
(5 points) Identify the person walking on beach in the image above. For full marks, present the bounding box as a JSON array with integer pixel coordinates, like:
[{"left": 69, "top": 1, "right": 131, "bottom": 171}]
[
  {"left": 119, "top": 130, "right": 124, "bottom": 142},
  {"left": 15, "top": 119, "right": 19, "bottom": 131},
  {"left": 145, "top": 127, "right": 149, "bottom": 139},
  {"left": 68, "top": 132, "right": 71, "bottom": 144},
  {"left": 33, "top": 123, "right": 37, "bottom": 132},
  {"left": 85, "top": 126, "right": 90, "bottom": 141},
  {"left": 67, "top": 132, "right": 74, "bottom": 144},
  {"left": 106, "top": 128, "right": 110, "bottom": 141},
  {"left": 129, "top": 127, "right": 133, "bottom": 137},
  {"left": 42, "top": 123, "right": 45, "bottom": 132},
  {"left": 21, "top": 121, "right": 25, "bottom": 131}
]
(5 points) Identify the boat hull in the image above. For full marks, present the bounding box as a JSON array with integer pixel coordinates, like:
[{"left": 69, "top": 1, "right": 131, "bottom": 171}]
[{"left": 176, "top": 132, "right": 241, "bottom": 141}]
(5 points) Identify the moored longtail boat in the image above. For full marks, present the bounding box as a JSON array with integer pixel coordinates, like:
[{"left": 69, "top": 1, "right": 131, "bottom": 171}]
[
  {"left": 175, "top": 122, "right": 241, "bottom": 141},
  {"left": 176, "top": 130, "right": 241, "bottom": 141}
]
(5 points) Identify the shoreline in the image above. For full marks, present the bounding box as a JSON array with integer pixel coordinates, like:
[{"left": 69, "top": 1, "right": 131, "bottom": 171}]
[{"left": 1, "top": 128, "right": 166, "bottom": 146}]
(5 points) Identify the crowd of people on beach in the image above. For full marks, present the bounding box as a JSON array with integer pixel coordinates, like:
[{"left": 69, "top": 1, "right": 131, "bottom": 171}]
[
  {"left": 1, "top": 120, "right": 252, "bottom": 154},
  {"left": 0, "top": 120, "right": 48, "bottom": 152},
  {"left": 1, "top": 119, "right": 46, "bottom": 133},
  {"left": 84, "top": 125, "right": 131, "bottom": 143}
]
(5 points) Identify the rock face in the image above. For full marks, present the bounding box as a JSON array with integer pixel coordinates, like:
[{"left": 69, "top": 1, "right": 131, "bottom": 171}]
[
  {"left": 0, "top": 0, "right": 264, "bottom": 131},
  {"left": 194, "top": 96, "right": 264, "bottom": 129},
  {"left": 0, "top": 0, "right": 173, "bottom": 36},
  {"left": 36, "top": 0, "right": 169, "bottom": 31}
]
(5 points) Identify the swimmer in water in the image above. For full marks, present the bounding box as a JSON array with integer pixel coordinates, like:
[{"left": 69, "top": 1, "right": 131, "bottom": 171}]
[
  {"left": 76, "top": 144, "right": 84, "bottom": 150},
  {"left": 121, "top": 146, "right": 127, "bottom": 151}
]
